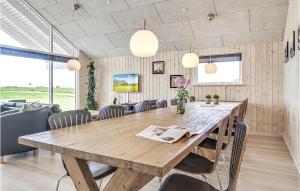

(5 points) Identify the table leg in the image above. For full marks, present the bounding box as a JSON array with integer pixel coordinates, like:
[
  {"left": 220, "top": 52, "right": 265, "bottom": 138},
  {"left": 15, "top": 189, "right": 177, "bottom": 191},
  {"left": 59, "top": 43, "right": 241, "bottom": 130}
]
[
  {"left": 61, "top": 154, "right": 99, "bottom": 191},
  {"left": 103, "top": 168, "right": 154, "bottom": 191}
]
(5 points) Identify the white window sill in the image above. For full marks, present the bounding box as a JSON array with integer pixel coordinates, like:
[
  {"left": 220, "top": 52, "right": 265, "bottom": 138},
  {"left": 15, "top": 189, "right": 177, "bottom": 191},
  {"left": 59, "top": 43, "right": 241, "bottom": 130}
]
[{"left": 192, "top": 83, "right": 245, "bottom": 86}]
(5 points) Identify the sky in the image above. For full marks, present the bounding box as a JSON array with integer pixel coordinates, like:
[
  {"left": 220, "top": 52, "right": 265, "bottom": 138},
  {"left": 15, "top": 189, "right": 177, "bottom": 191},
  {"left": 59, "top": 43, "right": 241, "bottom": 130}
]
[{"left": 0, "top": 30, "right": 75, "bottom": 88}]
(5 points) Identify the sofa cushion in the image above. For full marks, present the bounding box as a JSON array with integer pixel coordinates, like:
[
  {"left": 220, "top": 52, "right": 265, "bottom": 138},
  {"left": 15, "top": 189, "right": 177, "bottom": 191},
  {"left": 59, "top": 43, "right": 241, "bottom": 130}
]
[
  {"left": 4, "top": 102, "right": 16, "bottom": 107},
  {"left": 20, "top": 103, "right": 43, "bottom": 112}
]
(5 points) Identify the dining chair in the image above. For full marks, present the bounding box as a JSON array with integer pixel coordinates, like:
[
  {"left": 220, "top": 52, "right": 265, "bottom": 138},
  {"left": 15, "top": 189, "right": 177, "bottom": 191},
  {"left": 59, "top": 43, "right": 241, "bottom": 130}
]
[
  {"left": 156, "top": 99, "right": 168, "bottom": 108},
  {"left": 99, "top": 105, "right": 125, "bottom": 120},
  {"left": 174, "top": 116, "right": 229, "bottom": 190},
  {"left": 48, "top": 110, "right": 117, "bottom": 191},
  {"left": 236, "top": 98, "right": 248, "bottom": 122},
  {"left": 134, "top": 101, "right": 151, "bottom": 113},
  {"left": 198, "top": 107, "right": 238, "bottom": 181},
  {"left": 158, "top": 122, "right": 249, "bottom": 191},
  {"left": 170, "top": 98, "right": 187, "bottom": 106},
  {"left": 189, "top": 96, "right": 196, "bottom": 102}
]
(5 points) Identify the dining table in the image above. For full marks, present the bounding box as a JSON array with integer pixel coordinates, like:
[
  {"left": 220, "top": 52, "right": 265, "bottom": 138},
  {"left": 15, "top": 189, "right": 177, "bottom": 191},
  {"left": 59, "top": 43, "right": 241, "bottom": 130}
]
[{"left": 18, "top": 101, "right": 242, "bottom": 191}]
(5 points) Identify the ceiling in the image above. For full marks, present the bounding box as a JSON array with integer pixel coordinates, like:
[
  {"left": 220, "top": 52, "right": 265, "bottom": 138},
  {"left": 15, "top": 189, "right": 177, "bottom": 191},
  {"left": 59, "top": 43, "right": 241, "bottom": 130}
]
[{"left": 25, "top": 0, "right": 288, "bottom": 58}]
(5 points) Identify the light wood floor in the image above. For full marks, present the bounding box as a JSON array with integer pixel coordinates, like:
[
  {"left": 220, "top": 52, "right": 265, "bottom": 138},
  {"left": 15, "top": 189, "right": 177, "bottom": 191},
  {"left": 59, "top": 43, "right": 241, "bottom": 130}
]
[{"left": 0, "top": 135, "right": 299, "bottom": 191}]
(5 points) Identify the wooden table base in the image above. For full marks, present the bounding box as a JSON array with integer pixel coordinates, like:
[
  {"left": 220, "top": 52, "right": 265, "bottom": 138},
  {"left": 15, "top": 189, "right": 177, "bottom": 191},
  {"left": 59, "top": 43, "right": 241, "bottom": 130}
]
[
  {"left": 62, "top": 154, "right": 154, "bottom": 191},
  {"left": 103, "top": 168, "right": 154, "bottom": 191},
  {"left": 62, "top": 155, "right": 100, "bottom": 191}
]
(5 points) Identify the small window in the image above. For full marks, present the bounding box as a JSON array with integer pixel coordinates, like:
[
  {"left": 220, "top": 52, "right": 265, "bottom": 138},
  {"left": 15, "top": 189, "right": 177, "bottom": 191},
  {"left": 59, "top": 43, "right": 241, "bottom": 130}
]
[{"left": 195, "top": 53, "right": 242, "bottom": 85}]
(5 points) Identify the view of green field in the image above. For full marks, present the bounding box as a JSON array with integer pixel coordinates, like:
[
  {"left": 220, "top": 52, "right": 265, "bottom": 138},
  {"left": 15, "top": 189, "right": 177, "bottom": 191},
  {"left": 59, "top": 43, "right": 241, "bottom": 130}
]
[
  {"left": 113, "top": 84, "right": 139, "bottom": 92},
  {"left": 0, "top": 86, "right": 75, "bottom": 110}
]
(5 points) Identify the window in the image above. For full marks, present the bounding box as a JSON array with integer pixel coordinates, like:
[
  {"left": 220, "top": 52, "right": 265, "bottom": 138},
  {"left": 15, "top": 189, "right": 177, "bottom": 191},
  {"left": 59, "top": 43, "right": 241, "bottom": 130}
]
[
  {"left": 0, "top": 55, "right": 49, "bottom": 104},
  {"left": 0, "top": 0, "right": 78, "bottom": 111},
  {"left": 195, "top": 53, "right": 242, "bottom": 85},
  {"left": 53, "top": 62, "right": 76, "bottom": 111}
]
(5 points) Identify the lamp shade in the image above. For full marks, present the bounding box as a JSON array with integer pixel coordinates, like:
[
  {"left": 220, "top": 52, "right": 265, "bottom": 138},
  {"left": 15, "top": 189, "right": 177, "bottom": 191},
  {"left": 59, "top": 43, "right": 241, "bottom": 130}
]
[
  {"left": 67, "top": 59, "right": 81, "bottom": 71},
  {"left": 204, "top": 63, "right": 217, "bottom": 74},
  {"left": 182, "top": 53, "right": 199, "bottom": 68},
  {"left": 130, "top": 29, "right": 159, "bottom": 57}
]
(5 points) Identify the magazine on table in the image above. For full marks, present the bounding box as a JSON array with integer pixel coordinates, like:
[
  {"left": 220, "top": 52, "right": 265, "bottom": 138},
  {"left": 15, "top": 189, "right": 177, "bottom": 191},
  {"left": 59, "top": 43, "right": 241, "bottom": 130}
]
[
  {"left": 136, "top": 110, "right": 229, "bottom": 144},
  {"left": 136, "top": 124, "right": 207, "bottom": 144}
]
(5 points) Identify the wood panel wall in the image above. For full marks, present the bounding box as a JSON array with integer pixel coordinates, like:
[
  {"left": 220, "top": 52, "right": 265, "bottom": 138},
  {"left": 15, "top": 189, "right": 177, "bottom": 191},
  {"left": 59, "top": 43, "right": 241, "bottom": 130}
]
[
  {"left": 283, "top": 0, "right": 300, "bottom": 173},
  {"left": 91, "top": 42, "right": 284, "bottom": 136}
]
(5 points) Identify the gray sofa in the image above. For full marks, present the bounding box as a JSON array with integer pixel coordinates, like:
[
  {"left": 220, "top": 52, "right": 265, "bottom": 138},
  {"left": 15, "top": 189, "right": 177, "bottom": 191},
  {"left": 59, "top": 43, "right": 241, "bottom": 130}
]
[{"left": 0, "top": 106, "right": 49, "bottom": 158}]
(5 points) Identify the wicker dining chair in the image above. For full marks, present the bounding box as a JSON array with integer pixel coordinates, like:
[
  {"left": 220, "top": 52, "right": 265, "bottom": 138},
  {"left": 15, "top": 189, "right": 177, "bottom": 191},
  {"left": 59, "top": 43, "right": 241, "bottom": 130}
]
[
  {"left": 134, "top": 101, "right": 151, "bottom": 113},
  {"left": 159, "top": 122, "right": 249, "bottom": 191},
  {"left": 174, "top": 116, "right": 229, "bottom": 190},
  {"left": 189, "top": 96, "right": 196, "bottom": 102},
  {"left": 48, "top": 110, "right": 117, "bottom": 191},
  {"left": 99, "top": 105, "right": 125, "bottom": 120},
  {"left": 156, "top": 99, "right": 168, "bottom": 108},
  {"left": 198, "top": 107, "right": 238, "bottom": 181},
  {"left": 170, "top": 98, "right": 187, "bottom": 106}
]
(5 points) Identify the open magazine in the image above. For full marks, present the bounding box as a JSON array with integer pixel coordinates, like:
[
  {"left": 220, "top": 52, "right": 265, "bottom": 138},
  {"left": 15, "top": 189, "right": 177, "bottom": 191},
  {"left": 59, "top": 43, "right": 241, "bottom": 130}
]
[
  {"left": 136, "top": 125, "right": 207, "bottom": 144},
  {"left": 136, "top": 110, "right": 229, "bottom": 144}
]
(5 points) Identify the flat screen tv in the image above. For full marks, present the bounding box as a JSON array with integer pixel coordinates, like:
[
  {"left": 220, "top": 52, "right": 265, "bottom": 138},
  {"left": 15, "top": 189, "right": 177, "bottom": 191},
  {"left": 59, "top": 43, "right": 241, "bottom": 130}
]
[{"left": 113, "top": 74, "right": 139, "bottom": 92}]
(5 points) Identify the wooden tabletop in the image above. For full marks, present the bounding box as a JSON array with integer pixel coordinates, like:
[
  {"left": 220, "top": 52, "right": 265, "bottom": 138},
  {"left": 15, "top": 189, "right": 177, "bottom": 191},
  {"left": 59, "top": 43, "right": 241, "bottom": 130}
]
[{"left": 19, "top": 102, "right": 240, "bottom": 177}]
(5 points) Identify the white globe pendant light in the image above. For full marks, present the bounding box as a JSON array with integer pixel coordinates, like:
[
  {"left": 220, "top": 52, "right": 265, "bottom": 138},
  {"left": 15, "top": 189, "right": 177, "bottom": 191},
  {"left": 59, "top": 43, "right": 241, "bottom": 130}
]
[
  {"left": 67, "top": 3, "right": 81, "bottom": 71},
  {"left": 67, "top": 59, "right": 81, "bottom": 71},
  {"left": 130, "top": 19, "right": 159, "bottom": 57},
  {"left": 182, "top": 52, "right": 199, "bottom": 68},
  {"left": 204, "top": 62, "right": 217, "bottom": 74}
]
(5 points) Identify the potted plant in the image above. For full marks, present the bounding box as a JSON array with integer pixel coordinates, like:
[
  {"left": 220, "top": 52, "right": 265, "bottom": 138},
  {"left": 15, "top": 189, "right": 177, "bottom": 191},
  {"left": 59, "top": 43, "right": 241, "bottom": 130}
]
[
  {"left": 86, "top": 61, "right": 98, "bottom": 110},
  {"left": 175, "top": 77, "right": 191, "bottom": 114},
  {"left": 213, "top": 94, "right": 220, "bottom": 105},
  {"left": 205, "top": 94, "right": 212, "bottom": 104}
]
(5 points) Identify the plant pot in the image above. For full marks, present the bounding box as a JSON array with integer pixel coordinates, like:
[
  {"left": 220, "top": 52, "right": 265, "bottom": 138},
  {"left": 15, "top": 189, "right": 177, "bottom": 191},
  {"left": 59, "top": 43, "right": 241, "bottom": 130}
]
[
  {"left": 213, "top": 98, "right": 219, "bottom": 105},
  {"left": 177, "top": 100, "right": 186, "bottom": 114},
  {"left": 205, "top": 98, "right": 211, "bottom": 104}
]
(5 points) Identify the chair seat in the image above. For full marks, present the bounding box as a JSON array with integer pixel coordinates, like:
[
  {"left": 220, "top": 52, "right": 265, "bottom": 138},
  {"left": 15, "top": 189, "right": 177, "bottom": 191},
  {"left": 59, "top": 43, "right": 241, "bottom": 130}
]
[
  {"left": 159, "top": 173, "right": 218, "bottom": 191},
  {"left": 212, "top": 128, "right": 234, "bottom": 136},
  {"left": 198, "top": 138, "right": 228, "bottom": 150},
  {"left": 175, "top": 153, "right": 214, "bottom": 174},
  {"left": 87, "top": 161, "right": 117, "bottom": 179}
]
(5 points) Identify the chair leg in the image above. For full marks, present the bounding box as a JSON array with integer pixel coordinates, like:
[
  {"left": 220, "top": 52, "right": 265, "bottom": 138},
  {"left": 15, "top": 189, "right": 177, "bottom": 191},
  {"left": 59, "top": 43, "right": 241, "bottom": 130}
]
[
  {"left": 98, "top": 179, "right": 102, "bottom": 190},
  {"left": 159, "top": 177, "right": 163, "bottom": 186},
  {"left": 221, "top": 152, "right": 229, "bottom": 183},
  {"left": 0, "top": 156, "right": 4, "bottom": 164},
  {"left": 216, "top": 167, "right": 223, "bottom": 191},
  {"left": 33, "top": 149, "right": 39, "bottom": 156},
  {"left": 56, "top": 173, "right": 68, "bottom": 191},
  {"left": 201, "top": 175, "right": 208, "bottom": 183}
]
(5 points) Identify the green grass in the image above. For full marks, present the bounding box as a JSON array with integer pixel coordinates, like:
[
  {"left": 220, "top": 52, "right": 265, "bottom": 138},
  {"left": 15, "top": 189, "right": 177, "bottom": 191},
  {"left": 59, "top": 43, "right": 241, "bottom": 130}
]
[
  {"left": 113, "top": 84, "right": 139, "bottom": 92},
  {"left": 0, "top": 86, "right": 75, "bottom": 111}
]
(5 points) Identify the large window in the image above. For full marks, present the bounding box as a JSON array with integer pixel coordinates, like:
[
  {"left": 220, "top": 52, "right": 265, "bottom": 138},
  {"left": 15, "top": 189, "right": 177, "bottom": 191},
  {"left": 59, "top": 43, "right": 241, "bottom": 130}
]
[
  {"left": 0, "top": 0, "right": 78, "bottom": 111},
  {"left": 53, "top": 62, "right": 75, "bottom": 111},
  {"left": 195, "top": 53, "right": 242, "bottom": 85}
]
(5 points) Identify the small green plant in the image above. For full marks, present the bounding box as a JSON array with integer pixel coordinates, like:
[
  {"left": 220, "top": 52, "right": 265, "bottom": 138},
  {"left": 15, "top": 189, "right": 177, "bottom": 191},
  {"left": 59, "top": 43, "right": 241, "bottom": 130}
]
[
  {"left": 213, "top": 94, "right": 219, "bottom": 99},
  {"left": 86, "top": 61, "right": 98, "bottom": 110},
  {"left": 205, "top": 94, "right": 212, "bottom": 99}
]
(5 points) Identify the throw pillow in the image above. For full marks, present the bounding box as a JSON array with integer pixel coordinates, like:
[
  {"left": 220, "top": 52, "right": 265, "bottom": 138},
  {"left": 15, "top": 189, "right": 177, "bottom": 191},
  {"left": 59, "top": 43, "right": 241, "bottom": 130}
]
[{"left": 20, "top": 103, "right": 42, "bottom": 112}]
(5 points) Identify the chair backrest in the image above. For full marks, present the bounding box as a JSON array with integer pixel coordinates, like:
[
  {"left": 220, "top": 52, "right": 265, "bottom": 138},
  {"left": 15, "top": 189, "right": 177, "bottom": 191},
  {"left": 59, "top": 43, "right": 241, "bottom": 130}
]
[
  {"left": 241, "top": 98, "right": 248, "bottom": 121},
  {"left": 156, "top": 99, "right": 167, "bottom": 108},
  {"left": 99, "top": 105, "right": 125, "bottom": 120},
  {"left": 226, "top": 122, "right": 249, "bottom": 191},
  {"left": 214, "top": 116, "right": 229, "bottom": 168},
  {"left": 170, "top": 98, "right": 187, "bottom": 106},
  {"left": 226, "top": 107, "right": 239, "bottom": 144},
  {"left": 237, "top": 98, "right": 248, "bottom": 122},
  {"left": 48, "top": 109, "right": 91, "bottom": 129},
  {"left": 134, "top": 102, "right": 151, "bottom": 113},
  {"left": 189, "top": 96, "right": 196, "bottom": 102}
]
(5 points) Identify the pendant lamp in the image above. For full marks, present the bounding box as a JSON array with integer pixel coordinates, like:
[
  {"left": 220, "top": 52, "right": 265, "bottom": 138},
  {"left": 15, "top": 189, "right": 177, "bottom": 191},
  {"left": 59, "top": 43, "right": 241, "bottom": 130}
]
[
  {"left": 67, "top": 3, "right": 81, "bottom": 71},
  {"left": 130, "top": 19, "right": 159, "bottom": 57}
]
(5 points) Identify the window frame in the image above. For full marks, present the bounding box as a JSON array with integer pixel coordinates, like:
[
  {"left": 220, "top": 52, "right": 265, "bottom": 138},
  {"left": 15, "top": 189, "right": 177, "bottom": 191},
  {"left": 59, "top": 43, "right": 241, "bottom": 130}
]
[{"left": 192, "top": 53, "right": 244, "bottom": 86}]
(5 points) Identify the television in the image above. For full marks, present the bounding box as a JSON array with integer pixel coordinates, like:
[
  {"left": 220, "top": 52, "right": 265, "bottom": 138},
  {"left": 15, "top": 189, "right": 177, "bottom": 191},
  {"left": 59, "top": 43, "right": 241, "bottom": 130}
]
[{"left": 113, "top": 74, "right": 139, "bottom": 92}]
